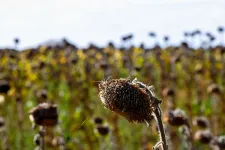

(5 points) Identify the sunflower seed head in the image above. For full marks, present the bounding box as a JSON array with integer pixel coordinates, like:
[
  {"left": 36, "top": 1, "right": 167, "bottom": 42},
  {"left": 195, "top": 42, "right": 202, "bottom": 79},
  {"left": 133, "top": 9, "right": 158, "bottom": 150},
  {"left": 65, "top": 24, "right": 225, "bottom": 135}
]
[
  {"left": 33, "top": 134, "right": 41, "bottom": 146},
  {"left": 96, "top": 125, "right": 109, "bottom": 136},
  {"left": 29, "top": 103, "right": 58, "bottom": 127},
  {"left": 216, "top": 135, "right": 225, "bottom": 149},
  {"left": 194, "top": 130, "right": 213, "bottom": 144},
  {"left": 162, "top": 87, "right": 175, "bottom": 97},
  {"left": 99, "top": 78, "right": 157, "bottom": 123},
  {"left": 0, "top": 117, "right": 5, "bottom": 128},
  {"left": 93, "top": 117, "right": 103, "bottom": 125},
  {"left": 166, "top": 108, "right": 188, "bottom": 127},
  {"left": 193, "top": 116, "right": 209, "bottom": 129},
  {"left": 0, "top": 80, "right": 10, "bottom": 94},
  {"left": 207, "top": 83, "right": 220, "bottom": 94}
]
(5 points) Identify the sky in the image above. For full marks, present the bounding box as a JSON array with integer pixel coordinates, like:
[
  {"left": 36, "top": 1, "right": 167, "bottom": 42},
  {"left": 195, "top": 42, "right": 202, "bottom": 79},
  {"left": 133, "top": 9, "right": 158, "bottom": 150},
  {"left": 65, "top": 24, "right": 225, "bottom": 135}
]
[{"left": 1, "top": 0, "right": 225, "bottom": 49}]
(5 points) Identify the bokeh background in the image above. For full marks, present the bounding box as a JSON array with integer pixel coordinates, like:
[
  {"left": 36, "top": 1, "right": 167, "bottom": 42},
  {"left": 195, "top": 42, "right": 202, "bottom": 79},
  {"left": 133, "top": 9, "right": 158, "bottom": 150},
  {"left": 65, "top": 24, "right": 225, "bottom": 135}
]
[{"left": 0, "top": 0, "right": 225, "bottom": 150}]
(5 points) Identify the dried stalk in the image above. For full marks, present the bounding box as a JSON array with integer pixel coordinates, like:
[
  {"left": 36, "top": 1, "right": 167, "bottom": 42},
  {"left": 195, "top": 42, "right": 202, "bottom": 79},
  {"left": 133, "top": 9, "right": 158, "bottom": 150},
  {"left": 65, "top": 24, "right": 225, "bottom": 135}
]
[
  {"left": 153, "top": 106, "right": 168, "bottom": 150},
  {"left": 39, "top": 126, "right": 45, "bottom": 150}
]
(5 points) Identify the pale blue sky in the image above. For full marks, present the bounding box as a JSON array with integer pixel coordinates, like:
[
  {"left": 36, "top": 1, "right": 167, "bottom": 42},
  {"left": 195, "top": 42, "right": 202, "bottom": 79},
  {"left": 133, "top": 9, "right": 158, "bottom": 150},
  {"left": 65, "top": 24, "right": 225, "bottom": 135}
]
[{"left": 1, "top": 0, "right": 225, "bottom": 49}]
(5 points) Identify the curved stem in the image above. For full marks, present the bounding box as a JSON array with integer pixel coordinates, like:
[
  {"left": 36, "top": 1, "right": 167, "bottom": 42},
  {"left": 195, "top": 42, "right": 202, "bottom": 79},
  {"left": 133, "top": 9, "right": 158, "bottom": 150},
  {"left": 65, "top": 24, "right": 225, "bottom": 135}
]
[
  {"left": 182, "top": 125, "right": 194, "bottom": 150},
  {"left": 39, "top": 126, "right": 45, "bottom": 150},
  {"left": 153, "top": 106, "right": 168, "bottom": 150}
]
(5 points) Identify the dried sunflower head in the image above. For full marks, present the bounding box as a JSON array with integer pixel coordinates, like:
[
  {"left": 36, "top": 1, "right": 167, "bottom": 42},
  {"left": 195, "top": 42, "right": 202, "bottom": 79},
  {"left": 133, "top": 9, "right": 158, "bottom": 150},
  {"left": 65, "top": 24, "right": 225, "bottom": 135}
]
[
  {"left": 96, "top": 125, "right": 109, "bottom": 136},
  {"left": 33, "top": 134, "right": 41, "bottom": 146},
  {"left": 194, "top": 130, "right": 213, "bottom": 144},
  {"left": 165, "top": 108, "right": 188, "bottom": 127},
  {"left": 29, "top": 103, "right": 58, "bottom": 127},
  {"left": 207, "top": 84, "right": 220, "bottom": 94},
  {"left": 193, "top": 116, "right": 209, "bottom": 129},
  {"left": 162, "top": 87, "right": 175, "bottom": 97},
  {"left": 0, "top": 117, "right": 5, "bottom": 128},
  {"left": 218, "top": 26, "right": 224, "bottom": 33},
  {"left": 99, "top": 78, "right": 159, "bottom": 123},
  {"left": 216, "top": 135, "right": 225, "bottom": 149},
  {"left": 36, "top": 89, "right": 48, "bottom": 99},
  {"left": 94, "top": 117, "right": 103, "bottom": 125},
  {"left": 0, "top": 80, "right": 10, "bottom": 94}
]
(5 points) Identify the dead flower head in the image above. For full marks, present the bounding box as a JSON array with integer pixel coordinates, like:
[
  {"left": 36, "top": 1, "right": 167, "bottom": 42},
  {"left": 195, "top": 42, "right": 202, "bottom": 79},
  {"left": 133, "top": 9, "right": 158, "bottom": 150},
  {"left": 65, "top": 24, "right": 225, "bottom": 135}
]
[
  {"left": 193, "top": 116, "right": 209, "bottom": 129},
  {"left": 216, "top": 135, "right": 225, "bottom": 149},
  {"left": 99, "top": 78, "right": 160, "bottom": 124},
  {"left": 166, "top": 108, "right": 188, "bottom": 127},
  {"left": 0, "top": 80, "right": 10, "bottom": 94},
  {"left": 207, "top": 83, "right": 220, "bottom": 94},
  {"left": 94, "top": 117, "right": 103, "bottom": 125},
  {"left": 29, "top": 103, "right": 58, "bottom": 127},
  {"left": 0, "top": 117, "right": 5, "bottom": 128},
  {"left": 162, "top": 87, "right": 175, "bottom": 97},
  {"left": 194, "top": 130, "right": 213, "bottom": 144},
  {"left": 96, "top": 125, "right": 109, "bottom": 136}
]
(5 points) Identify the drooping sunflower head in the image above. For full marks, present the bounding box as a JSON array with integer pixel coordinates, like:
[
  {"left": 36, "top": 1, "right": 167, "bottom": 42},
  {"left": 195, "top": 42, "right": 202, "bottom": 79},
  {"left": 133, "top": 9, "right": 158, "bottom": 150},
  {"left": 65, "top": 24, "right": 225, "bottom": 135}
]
[{"left": 99, "top": 78, "right": 157, "bottom": 123}]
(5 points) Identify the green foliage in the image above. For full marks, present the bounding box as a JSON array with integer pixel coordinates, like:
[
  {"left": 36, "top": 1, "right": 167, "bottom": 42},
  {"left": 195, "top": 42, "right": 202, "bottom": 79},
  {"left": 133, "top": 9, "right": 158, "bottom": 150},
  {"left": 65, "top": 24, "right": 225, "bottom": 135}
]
[{"left": 0, "top": 46, "right": 224, "bottom": 149}]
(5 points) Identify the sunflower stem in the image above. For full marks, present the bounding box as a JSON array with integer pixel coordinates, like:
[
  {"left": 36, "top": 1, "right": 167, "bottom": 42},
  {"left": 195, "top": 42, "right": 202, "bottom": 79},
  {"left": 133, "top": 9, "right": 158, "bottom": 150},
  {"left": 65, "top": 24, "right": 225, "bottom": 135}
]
[
  {"left": 39, "top": 126, "right": 45, "bottom": 150},
  {"left": 153, "top": 106, "right": 168, "bottom": 150}
]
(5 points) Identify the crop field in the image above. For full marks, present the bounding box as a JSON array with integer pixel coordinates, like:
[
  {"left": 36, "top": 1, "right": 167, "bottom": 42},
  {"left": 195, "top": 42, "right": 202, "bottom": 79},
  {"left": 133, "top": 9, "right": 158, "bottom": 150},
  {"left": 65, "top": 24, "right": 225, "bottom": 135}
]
[{"left": 0, "top": 38, "right": 225, "bottom": 150}]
